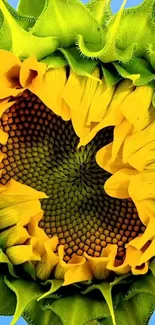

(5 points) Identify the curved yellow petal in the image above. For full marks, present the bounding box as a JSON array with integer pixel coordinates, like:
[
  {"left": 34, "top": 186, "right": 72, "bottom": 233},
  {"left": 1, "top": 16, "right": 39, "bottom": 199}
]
[
  {"left": 127, "top": 141, "right": 155, "bottom": 172},
  {"left": 112, "top": 119, "right": 133, "bottom": 162},
  {"left": 125, "top": 245, "right": 149, "bottom": 275},
  {"left": 121, "top": 86, "right": 153, "bottom": 131},
  {"left": 54, "top": 245, "right": 92, "bottom": 286},
  {"left": 79, "top": 80, "right": 134, "bottom": 147},
  {"left": 20, "top": 57, "right": 70, "bottom": 121},
  {"left": 87, "top": 79, "right": 115, "bottom": 124},
  {"left": 84, "top": 244, "right": 117, "bottom": 280},
  {"left": 127, "top": 217, "right": 155, "bottom": 250},
  {"left": 0, "top": 50, "right": 22, "bottom": 99},
  {"left": 0, "top": 224, "right": 30, "bottom": 249},
  {"left": 129, "top": 170, "right": 155, "bottom": 202},
  {"left": 20, "top": 56, "right": 46, "bottom": 88},
  {"left": 0, "top": 195, "right": 42, "bottom": 229},
  {"left": 123, "top": 121, "right": 155, "bottom": 164},
  {"left": 36, "top": 236, "right": 59, "bottom": 281},
  {"left": 62, "top": 69, "right": 100, "bottom": 137},
  {"left": 6, "top": 244, "right": 41, "bottom": 265},
  {"left": 140, "top": 239, "right": 155, "bottom": 265},
  {"left": 104, "top": 168, "right": 138, "bottom": 199},
  {"left": 0, "top": 178, "right": 47, "bottom": 198},
  {"left": 96, "top": 142, "right": 128, "bottom": 174}
]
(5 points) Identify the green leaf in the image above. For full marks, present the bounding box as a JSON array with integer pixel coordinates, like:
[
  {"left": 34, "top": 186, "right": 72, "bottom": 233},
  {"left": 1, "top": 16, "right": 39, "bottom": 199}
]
[
  {"left": 101, "top": 63, "right": 122, "bottom": 86},
  {"left": 82, "top": 275, "right": 131, "bottom": 325},
  {"left": 17, "top": 0, "right": 45, "bottom": 18},
  {"left": 45, "top": 293, "right": 111, "bottom": 325},
  {"left": 4, "top": 276, "right": 45, "bottom": 325},
  {"left": 86, "top": 0, "right": 112, "bottom": 26},
  {"left": 103, "top": 271, "right": 155, "bottom": 325},
  {"left": 38, "top": 279, "right": 63, "bottom": 301},
  {"left": 113, "top": 57, "right": 155, "bottom": 86},
  {"left": 0, "top": 274, "right": 16, "bottom": 316},
  {"left": 30, "top": 0, "right": 103, "bottom": 48},
  {"left": 0, "top": 11, "right": 11, "bottom": 50},
  {"left": 0, "top": 0, "right": 60, "bottom": 60},
  {"left": 41, "top": 51, "right": 67, "bottom": 69},
  {"left": 59, "top": 46, "right": 100, "bottom": 80},
  {"left": 77, "top": 0, "right": 136, "bottom": 64},
  {"left": 5, "top": 1, "right": 36, "bottom": 30},
  {"left": 23, "top": 299, "right": 63, "bottom": 325}
]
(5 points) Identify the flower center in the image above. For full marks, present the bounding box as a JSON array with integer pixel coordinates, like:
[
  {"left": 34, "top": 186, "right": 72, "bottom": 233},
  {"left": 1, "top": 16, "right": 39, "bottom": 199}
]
[{"left": 0, "top": 90, "right": 145, "bottom": 261}]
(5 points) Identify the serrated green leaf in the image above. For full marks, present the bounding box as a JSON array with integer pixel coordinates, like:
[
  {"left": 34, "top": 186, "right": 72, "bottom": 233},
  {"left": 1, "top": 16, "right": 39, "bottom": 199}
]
[
  {"left": 17, "top": 0, "right": 45, "bottom": 18},
  {"left": 113, "top": 57, "right": 155, "bottom": 86},
  {"left": 45, "top": 294, "right": 111, "bottom": 325},
  {"left": 77, "top": 0, "right": 136, "bottom": 63},
  {"left": 4, "top": 276, "right": 45, "bottom": 325},
  {"left": 0, "top": 0, "right": 60, "bottom": 59},
  {"left": 38, "top": 279, "right": 63, "bottom": 301},
  {"left": 59, "top": 46, "right": 100, "bottom": 80},
  {"left": 30, "top": 0, "right": 103, "bottom": 48},
  {"left": 82, "top": 275, "right": 130, "bottom": 325},
  {"left": 5, "top": 1, "right": 36, "bottom": 29},
  {"left": 86, "top": 0, "right": 112, "bottom": 26},
  {"left": 23, "top": 299, "right": 63, "bottom": 325}
]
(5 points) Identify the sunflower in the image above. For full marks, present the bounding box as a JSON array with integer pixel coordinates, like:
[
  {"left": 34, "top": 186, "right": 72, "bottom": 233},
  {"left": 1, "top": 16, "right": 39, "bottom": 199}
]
[{"left": 1, "top": 0, "right": 155, "bottom": 324}]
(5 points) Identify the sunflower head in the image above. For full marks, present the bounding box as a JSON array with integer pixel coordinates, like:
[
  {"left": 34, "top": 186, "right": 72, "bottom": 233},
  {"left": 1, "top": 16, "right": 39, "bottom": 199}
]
[{"left": 0, "top": 0, "right": 155, "bottom": 325}]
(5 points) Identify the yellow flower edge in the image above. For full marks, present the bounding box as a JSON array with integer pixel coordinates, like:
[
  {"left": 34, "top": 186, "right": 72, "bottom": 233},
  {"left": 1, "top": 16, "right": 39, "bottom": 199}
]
[{"left": 0, "top": 0, "right": 155, "bottom": 325}]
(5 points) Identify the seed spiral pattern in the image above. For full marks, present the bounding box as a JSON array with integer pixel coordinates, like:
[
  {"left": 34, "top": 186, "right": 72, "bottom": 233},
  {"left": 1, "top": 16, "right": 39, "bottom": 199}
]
[{"left": 0, "top": 90, "right": 145, "bottom": 261}]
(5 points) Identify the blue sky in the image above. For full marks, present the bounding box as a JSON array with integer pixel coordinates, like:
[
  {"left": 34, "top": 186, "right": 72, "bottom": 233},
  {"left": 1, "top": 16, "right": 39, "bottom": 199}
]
[{"left": 2, "top": 0, "right": 155, "bottom": 324}]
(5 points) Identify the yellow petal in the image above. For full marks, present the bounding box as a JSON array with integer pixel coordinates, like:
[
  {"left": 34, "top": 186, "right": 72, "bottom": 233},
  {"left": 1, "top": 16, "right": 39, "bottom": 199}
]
[
  {"left": 104, "top": 168, "right": 138, "bottom": 199},
  {"left": 36, "top": 236, "right": 59, "bottom": 281},
  {"left": 121, "top": 86, "right": 153, "bottom": 131},
  {"left": 0, "top": 198, "right": 42, "bottom": 229},
  {"left": 129, "top": 170, "right": 155, "bottom": 201},
  {"left": 20, "top": 56, "right": 46, "bottom": 88},
  {"left": 6, "top": 244, "right": 41, "bottom": 265},
  {"left": 20, "top": 57, "right": 70, "bottom": 121},
  {"left": 125, "top": 245, "right": 149, "bottom": 275},
  {"left": 62, "top": 69, "right": 100, "bottom": 138},
  {"left": 63, "top": 259, "right": 92, "bottom": 286},
  {"left": 84, "top": 244, "right": 117, "bottom": 280},
  {"left": 112, "top": 119, "right": 133, "bottom": 162},
  {"left": 96, "top": 142, "right": 128, "bottom": 174},
  {"left": 79, "top": 80, "right": 134, "bottom": 147},
  {"left": 0, "top": 224, "right": 30, "bottom": 249},
  {"left": 0, "top": 178, "right": 47, "bottom": 198},
  {"left": 133, "top": 199, "right": 155, "bottom": 226},
  {"left": 140, "top": 239, "right": 155, "bottom": 264},
  {"left": 127, "top": 218, "right": 155, "bottom": 250},
  {"left": 87, "top": 79, "right": 115, "bottom": 124},
  {"left": 127, "top": 141, "right": 155, "bottom": 172},
  {"left": 54, "top": 245, "right": 92, "bottom": 285},
  {"left": 123, "top": 121, "right": 155, "bottom": 163},
  {"left": 0, "top": 50, "right": 22, "bottom": 99}
]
